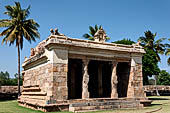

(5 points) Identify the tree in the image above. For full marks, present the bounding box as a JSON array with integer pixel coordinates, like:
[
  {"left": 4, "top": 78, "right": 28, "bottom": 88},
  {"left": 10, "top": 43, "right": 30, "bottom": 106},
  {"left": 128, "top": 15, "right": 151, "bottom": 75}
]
[
  {"left": 138, "top": 30, "right": 166, "bottom": 61},
  {"left": 112, "top": 38, "right": 135, "bottom": 45},
  {"left": 164, "top": 39, "right": 170, "bottom": 65},
  {"left": 138, "top": 30, "right": 165, "bottom": 84},
  {"left": 157, "top": 70, "right": 170, "bottom": 85},
  {"left": 0, "top": 2, "right": 40, "bottom": 96},
  {"left": 0, "top": 71, "right": 10, "bottom": 85},
  {"left": 142, "top": 48, "right": 160, "bottom": 85},
  {"left": 83, "top": 24, "right": 110, "bottom": 41}
]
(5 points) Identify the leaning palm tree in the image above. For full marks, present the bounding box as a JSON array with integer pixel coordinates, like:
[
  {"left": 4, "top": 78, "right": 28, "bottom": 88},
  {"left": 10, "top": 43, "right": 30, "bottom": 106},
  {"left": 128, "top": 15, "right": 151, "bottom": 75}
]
[
  {"left": 83, "top": 24, "right": 110, "bottom": 41},
  {"left": 0, "top": 2, "right": 40, "bottom": 96},
  {"left": 138, "top": 30, "right": 166, "bottom": 61}
]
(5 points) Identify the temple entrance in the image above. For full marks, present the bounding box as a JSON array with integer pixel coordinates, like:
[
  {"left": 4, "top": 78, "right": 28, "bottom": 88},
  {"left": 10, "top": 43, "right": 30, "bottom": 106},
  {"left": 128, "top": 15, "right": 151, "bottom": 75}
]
[
  {"left": 88, "top": 60, "right": 112, "bottom": 98},
  {"left": 117, "top": 62, "right": 130, "bottom": 98},
  {"left": 67, "top": 58, "right": 83, "bottom": 99}
]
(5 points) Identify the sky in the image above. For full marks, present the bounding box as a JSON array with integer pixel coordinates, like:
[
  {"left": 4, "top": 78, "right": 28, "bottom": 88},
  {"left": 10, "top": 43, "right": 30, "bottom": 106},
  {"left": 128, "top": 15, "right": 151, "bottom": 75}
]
[{"left": 0, "top": 0, "right": 170, "bottom": 77}]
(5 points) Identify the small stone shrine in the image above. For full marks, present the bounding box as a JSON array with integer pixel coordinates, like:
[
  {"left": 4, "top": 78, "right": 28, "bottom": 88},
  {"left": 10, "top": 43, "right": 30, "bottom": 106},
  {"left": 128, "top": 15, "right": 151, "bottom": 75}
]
[{"left": 18, "top": 28, "right": 150, "bottom": 112}]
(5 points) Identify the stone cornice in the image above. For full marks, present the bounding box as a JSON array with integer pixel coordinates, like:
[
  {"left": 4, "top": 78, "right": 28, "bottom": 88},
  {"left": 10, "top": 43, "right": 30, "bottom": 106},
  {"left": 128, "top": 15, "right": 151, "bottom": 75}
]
[
  {"left": 45, "top": 35, "right": 145, "bottom": 54},
  {"left": 22, "top": 55, "right": 48, "bottom": 70}
]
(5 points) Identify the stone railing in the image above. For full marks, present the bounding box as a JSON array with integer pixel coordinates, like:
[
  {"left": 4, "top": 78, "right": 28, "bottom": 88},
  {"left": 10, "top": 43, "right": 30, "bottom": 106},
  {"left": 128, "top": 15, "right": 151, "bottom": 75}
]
[{"left": 143, "top": 85, "right": 170, "bottom": 96}]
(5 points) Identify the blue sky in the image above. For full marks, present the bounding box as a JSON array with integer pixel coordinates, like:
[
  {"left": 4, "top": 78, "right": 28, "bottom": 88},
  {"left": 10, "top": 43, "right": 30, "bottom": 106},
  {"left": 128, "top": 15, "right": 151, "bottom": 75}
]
[{"left": 0, "top": 0, "right": 170, "bottom": 77}]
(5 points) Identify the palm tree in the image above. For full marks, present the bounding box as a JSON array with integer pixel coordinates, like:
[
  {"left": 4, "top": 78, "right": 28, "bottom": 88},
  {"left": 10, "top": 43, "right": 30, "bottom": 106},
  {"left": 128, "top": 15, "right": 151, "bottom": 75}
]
[
  {"left": 83, "top": 24, "right": 110, "bottom": 41},
  {"left": 138, "top": 30, "right": 166, "bottom": 62},
  {"left": 165, "top": 39, "right": 170, "bottom": 65},
  {"left": 0, "top": 2, "right": 40, "bottom": 96}
]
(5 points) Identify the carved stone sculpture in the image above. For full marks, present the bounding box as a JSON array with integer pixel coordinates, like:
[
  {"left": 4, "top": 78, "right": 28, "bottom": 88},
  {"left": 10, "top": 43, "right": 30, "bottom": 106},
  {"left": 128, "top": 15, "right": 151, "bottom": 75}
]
[
  {"left": 30, "top": 48, "right": 35, "bottom": 56},
  {"left": 82, "top": 59, "right": 90, "bottom": 99},
  {"left": 30, "top": 40, "right": 46, "bottom": 57},
  {"left": 50, "top": 29, "right": 54, "bottom": 35},
  {"left": 94, "top": 27, "right": 107, "bottom": 42}
]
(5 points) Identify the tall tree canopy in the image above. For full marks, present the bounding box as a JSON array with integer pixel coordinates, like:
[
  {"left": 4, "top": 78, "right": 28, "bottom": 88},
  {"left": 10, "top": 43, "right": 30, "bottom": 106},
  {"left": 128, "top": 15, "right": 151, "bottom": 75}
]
[
  {"left": 0, "top": 2, "right": 40, "bottom": 96},
  {"left": 138, "top": 30, "right": 166, "bottom": 61},
  {"left": 138, "top": 30, "right": 165, "bottom": 84},
  {"left": 83, "top": 24, "right": 110, "bottom": 41}
]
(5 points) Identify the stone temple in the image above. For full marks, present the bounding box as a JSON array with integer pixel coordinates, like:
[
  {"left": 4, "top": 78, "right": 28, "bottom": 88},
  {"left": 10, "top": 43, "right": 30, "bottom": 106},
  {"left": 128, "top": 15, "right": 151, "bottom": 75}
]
[{"left": 18, "top": 28, "right": 150, "bottom": 112}]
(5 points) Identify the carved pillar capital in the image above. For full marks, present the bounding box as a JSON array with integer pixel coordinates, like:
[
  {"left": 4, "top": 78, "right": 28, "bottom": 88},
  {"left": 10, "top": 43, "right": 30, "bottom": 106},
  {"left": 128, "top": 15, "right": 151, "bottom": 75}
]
[{"left": 112, "top": 61, "right": 118, "bottom": 66}]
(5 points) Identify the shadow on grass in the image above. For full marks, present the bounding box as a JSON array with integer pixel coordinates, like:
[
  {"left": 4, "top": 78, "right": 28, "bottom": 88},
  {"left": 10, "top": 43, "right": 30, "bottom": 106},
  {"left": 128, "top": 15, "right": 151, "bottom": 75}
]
[
  {"left": 150, "top": 104, "right": 162, "bottom": 106},
  {"left": 0, "top": 98, "right": 17, "bottom": 102}
]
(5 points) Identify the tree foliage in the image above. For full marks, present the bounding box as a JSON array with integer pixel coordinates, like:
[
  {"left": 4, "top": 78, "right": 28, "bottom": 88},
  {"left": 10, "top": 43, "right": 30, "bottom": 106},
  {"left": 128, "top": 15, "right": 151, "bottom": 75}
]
[
  {"left": 138, "top": 30, "right": 166, "bottom": 61},
  {"left": 0, "top": 2, "right": 40, "bottom": 48},
  {"left": 112, "top": 38, "right": 135, "bottom": 45},
  {"left": 157, "top": 70, "right": 170, "bottom": 85},
  {"left": 0, "top": 71, "right": 22, "bottom": 86},
  {"left": 138, "top": 30, "right": 166, "bottom": 85},
  {"left": 142, "top": 48, "right": 160, "bottom": 85},
  {"left": 164, "top": 39, "right": 170, "bottom": 65}
]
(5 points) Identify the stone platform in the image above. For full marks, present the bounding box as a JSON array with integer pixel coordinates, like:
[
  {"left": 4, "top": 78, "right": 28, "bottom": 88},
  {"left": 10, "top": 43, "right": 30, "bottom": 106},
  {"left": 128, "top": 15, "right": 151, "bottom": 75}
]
[{"left": 18, "top": 98, "right": 151, "bottom": 112}]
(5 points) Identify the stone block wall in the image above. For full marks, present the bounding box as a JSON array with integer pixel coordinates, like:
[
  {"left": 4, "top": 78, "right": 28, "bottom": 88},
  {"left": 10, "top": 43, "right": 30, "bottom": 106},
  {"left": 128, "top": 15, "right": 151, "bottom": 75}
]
[
  {"left": 133, "top": 63, "right": 145, "bottom": 98},
  {"left": 51, "top": 63, "right": 68, "bottom": 103},
  {"left": 21, "top": 63, "right": 53, "bottom": 105}
]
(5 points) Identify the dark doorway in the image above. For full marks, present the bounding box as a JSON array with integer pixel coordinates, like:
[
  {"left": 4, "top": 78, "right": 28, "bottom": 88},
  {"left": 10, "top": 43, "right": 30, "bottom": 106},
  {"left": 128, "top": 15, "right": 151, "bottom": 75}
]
[
  {"left": 117, "top": 62, "right": 130, "bottom": 98},
  {"left": 102, "top": 62, "right": 112, "bottom": 97},
  {"left": 88, "top": 60, "right": 99, "bottom": 98},
  {"left": 67, "top": 58, "right": 83, "bottom": 99},
  {"left": 88, "top": 60, "right": 112, "bottom": 98}
]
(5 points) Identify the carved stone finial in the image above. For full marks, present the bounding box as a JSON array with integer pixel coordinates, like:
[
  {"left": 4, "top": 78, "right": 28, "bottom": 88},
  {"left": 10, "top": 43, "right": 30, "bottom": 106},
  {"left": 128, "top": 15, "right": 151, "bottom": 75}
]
[
  {"left": 24, "top": 57, "right": 28, "bottom": 61},
  {"left": 136, "top": 40, "right": 141, "bottom": 46},
  {"left": 54, "top": 28, "right": 60, "bottom": 35},
  {"left": 94, "top": 27, "right": 107, "bottom": 42},
  {"left": 30, "top": 48, "right": 35, "bottom": 56},
  {"left": 132, "top": 40, "right": 141, "bottom": 46},
  {"left": 50, "top": 29, "right": 54, "bottom": 35}
]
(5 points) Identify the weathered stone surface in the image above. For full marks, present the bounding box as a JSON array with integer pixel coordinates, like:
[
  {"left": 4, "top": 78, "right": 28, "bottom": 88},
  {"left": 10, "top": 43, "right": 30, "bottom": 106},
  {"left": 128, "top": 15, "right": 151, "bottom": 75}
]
[
  {"left": 111, "top": 61, "right": 118, "bottom": 98},
  {"left": 82, "top": 59, "right": 90, "bottom": 99},
  {"left": 0, "top": 86, "right": 22, "bottom": 94}
]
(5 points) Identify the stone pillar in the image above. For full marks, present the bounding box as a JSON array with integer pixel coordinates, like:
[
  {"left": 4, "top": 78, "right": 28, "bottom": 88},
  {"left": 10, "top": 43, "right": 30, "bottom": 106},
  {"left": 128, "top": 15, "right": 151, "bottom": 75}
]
[
  {"left": 98, "top": 64, "right": 103, "bottom": 97},
  {"left": 111, "top": 61, "right": 118, "bottom": 98},
  {"left": 82, "top": 59, "right": 90, "bottom": 99},
  {"left": 127, "top": 58, "right": 135, "bottom": 98}
]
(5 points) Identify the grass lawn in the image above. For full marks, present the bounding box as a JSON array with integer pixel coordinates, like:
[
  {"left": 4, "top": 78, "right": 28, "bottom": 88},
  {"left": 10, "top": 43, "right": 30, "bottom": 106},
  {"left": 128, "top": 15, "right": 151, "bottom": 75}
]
[{"left": 0, "top": 96, "right": 170, "bottom": 113}]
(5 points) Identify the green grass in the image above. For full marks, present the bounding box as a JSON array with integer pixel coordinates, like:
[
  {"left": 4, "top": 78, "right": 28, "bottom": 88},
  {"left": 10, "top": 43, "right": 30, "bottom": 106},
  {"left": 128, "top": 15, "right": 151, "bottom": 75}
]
[{"left": 0, "top": 96, "right": 170, "bottom": 113}]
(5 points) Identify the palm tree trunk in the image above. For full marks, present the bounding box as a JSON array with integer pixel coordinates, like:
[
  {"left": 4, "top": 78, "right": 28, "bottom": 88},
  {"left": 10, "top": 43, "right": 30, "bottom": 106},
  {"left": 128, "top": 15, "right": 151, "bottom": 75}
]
[{"left": 17, "top": 45, "right": 21, "bottom": 97}]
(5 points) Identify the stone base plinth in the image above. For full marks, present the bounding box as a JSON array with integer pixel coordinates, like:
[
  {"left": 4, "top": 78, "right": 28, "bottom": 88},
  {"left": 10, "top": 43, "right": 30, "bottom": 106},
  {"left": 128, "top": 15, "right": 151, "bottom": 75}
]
[{"left": 18, "top": 97, "right": 151, "bottom": 112}]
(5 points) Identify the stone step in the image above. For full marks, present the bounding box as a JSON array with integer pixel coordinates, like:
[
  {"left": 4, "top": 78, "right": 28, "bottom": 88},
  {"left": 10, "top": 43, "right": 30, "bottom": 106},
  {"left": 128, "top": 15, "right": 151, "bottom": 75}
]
[
  {"left": 69, "top": 104, "right": 141, "bottom": 112},
  {"left": 22, "top": 91, "right": 47, "bottom": 96},
  {"left": 69, "top": 100, "right": 142, "bottom": 112},
  {"left": 70, "top": 100, "right": 139, "bottom": 107},
  {"left": 19, "top": 98, "right": 46, "bottom": 105},
  {"left": 23, "top": 87, "right": 40, "bottom": 92},
  {"left": 20, "top": 95, "right": 46, "bottom": 100}
]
